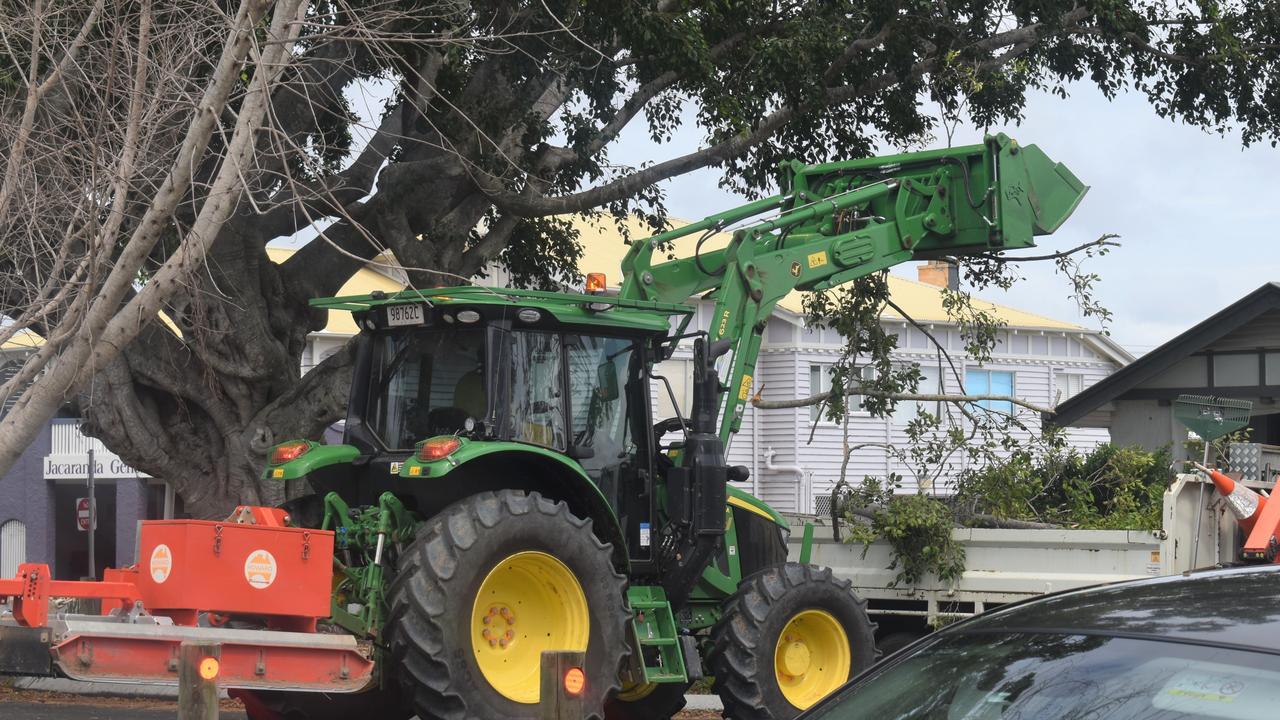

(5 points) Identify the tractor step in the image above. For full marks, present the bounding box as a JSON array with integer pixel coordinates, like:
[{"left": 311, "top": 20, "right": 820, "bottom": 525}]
[{"left": 626, "top": 586, "right": 687, "bottom": 684}]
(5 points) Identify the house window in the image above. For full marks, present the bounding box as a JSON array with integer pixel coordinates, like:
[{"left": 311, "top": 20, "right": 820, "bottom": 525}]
[
  {"left": 809, "top": 364, "right": 831, "bottom": 422},
  {"left": 895, "top": 363, "right": 941, "bottom": 423},
  {"left": 1055, "top": 372, "right": 1084, "bottom": 402},
  {"left": 967, "top": 369, "right": 1015, "bottom": 415},
  {"left": 654, "top": 359, "right": 693, "bottom": 421},
  {"left": 1, "top": 519, "right": 26, "bottom": 578},
  {"left": 809, "top": 364, "right": 876, "bottom": 422}
]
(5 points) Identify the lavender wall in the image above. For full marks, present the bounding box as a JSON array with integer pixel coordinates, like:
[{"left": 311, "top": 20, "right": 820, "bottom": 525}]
[
  {"left": 0, "top": 422, "right": 54, "bottom": 569},
  {"left": 115, "top": 478, "right": 147, "bottom": 568}
]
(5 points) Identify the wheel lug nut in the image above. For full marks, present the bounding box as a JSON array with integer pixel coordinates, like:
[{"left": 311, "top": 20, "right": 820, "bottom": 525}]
[
  {"left": 499, "top": 639, "right": 507, "bottom": 648},
  {"left": 489, "top": 639, "right": 497, "bottom": 647},
  {"left": 482, "top": 616, "right": 491, "bottom": 625},
  {"left": 504, "top": 630, "right": 513, "bottom": 641}
]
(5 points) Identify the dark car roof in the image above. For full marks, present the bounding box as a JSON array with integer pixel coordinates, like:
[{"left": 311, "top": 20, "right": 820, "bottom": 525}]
[{"left": 949, "top": 564, "right": 1280, "bottom": 652}]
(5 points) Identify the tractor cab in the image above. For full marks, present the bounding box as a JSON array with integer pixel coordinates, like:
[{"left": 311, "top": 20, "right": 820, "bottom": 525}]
[{"left": 309, "top": 286, "right": 695, "bottom": 570}]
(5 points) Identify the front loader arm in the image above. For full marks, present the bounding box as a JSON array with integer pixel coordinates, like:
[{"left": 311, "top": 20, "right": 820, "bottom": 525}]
[{"left": 619, "top": 132, "right": 1087, "bottom": 444}]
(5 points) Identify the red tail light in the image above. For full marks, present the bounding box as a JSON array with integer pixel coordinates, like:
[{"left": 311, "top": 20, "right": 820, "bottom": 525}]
[
  {"left": 270, "top": 441, "right": 311, "bottom": 465},
  {"left": 418, "top": 437, "right": 462, "bottom": 461}
]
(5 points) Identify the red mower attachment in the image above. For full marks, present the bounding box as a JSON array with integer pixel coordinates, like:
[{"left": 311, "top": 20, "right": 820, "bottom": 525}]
[{"left": 0, "top": 507, "right": 373, "bottom": 693}]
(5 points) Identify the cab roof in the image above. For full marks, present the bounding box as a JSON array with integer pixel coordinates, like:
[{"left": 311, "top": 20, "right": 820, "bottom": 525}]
[{"left": 311, "top": 286, "right": 693, "bottom": 334}]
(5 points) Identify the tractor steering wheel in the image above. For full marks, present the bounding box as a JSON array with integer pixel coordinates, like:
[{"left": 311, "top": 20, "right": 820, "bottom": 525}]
[{"left": 652, "top": 416, "right": 691, "bottom": 437}]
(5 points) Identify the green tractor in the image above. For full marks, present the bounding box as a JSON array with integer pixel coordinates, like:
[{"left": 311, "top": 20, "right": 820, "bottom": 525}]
[{"left": 248, "top": 134, "right": 1086, "bottom": 720}]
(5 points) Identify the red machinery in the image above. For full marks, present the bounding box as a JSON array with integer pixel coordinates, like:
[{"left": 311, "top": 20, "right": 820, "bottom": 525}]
[
  {"left": 0, "top": 507, "right": 372, "bottom": 692},
  {"left": 1196, "top": 463, "right": 1280, "bottom": 563}
]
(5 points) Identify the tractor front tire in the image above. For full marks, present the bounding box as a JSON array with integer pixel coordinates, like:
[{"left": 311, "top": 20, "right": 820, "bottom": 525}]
[
  {"left": 234, "top": 685, "right": 411, "bottom": 720},
  {"left": 386, "top": 490, "right": 630, "bottom": 720},
  {"left": 709, "top": 563, "right": 875, "bottom": 719},
  {"left": 604, "top": 679, "right": 691, "bottom": 720}
]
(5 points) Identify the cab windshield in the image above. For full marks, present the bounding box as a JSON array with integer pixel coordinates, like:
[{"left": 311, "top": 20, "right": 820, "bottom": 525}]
[{"left": 367, "top": 326, "right": 487, "bottom": 450}]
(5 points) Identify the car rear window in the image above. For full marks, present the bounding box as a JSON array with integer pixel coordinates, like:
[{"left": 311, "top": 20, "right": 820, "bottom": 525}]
[{"left": 809, "top": 631, "right": 1280, "bottom": 720}]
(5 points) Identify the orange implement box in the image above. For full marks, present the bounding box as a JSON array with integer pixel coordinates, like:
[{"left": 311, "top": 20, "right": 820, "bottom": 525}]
[{"left": 136, "top": 520, "right": 333, "bottom": 622}]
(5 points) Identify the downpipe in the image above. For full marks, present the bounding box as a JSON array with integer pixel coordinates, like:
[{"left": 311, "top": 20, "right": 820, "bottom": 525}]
[{"left": 764, "top": 447, "right": 810, "bottom": 513}]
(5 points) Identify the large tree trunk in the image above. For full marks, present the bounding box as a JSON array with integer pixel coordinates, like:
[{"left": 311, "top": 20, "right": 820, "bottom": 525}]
[{"left": 75, "top": 191, "right": 483, "bottom": 515}]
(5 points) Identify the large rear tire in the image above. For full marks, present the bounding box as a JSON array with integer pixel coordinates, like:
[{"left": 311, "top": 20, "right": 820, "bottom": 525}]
[
  {"left": 709, "top": 563, "right": 875, "bottom": 719},
  {"left": 385, "top": 490, "right": 630, "bottom": 720}
]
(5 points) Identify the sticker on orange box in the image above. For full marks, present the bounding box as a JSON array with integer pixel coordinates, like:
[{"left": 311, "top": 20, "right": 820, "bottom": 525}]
[
  {"left": 150, "top": 544, "right": 172, "bottom": 584},
  {"left": 244, "top": 549, "right": 278, "bottom": 589}
]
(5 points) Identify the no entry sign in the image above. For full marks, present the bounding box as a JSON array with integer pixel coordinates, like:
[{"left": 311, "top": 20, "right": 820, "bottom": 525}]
[{"left": 76, "top": 497, "right": 94, "bottom": 532}]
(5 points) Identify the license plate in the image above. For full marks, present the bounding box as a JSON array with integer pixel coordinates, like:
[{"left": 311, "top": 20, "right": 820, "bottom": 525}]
[{"left": 386, "top": 304, "right": 425, "bottom": 327}]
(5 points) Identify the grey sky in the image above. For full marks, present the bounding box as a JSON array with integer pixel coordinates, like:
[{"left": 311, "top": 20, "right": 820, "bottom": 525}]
[{"left": 607, "top": 84, "right": 1280, "bottom": 355}]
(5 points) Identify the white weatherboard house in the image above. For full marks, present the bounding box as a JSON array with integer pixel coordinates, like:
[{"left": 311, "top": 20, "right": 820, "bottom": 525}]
[{"left": 573, "top": 218, "right": 1132, "bottom": 514}]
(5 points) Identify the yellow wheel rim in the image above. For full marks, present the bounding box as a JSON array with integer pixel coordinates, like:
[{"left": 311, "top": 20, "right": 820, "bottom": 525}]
[
  {"left": 614, "top": 677, "right": 659, "bottom": 702},
  {"left": 774, "top": 609, "right": 851, "bottom": 710},
  {"left": 470, "top": 551, "right": 589, "bottom": 704}
]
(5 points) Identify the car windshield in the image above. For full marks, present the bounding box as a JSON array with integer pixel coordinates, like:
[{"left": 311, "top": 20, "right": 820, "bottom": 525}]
[
  {"left": 367, "top": 326, "right": 487, "bottom": 449},
  {"left": 808, "top": 631, "right": 1280, "bottom": 720}
]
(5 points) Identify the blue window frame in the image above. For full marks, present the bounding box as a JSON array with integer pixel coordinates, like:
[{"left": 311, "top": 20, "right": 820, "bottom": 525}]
[{"left": 966, "top": 369, "right": 1014, "bottom": 414}]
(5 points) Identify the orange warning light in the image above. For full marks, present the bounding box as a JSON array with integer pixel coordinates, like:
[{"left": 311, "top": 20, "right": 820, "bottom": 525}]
[
  {"left": 563, "top": 666, "right": 586, "bottom": 696},
  {"left": 585, "top": 273, "right": 607, "bottom": 294},
  {"left": 198, "top": 657, "right": 220, "bottom": 681}
]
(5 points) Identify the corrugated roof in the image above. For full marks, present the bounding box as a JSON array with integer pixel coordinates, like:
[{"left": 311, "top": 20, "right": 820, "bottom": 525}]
[{"left": 574, "top": 214, "right": 1084, "bottom": 330}]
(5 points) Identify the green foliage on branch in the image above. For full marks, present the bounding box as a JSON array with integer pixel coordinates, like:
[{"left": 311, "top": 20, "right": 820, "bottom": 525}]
[
  {"left": 839, "top": 443, "right": 1175, "bottom": 588},
  {"left": 845, "top": 483, "right": 967, "bottom": 588},
  {"left": 955, "top": 443, "right": 1175, "bottom": 531}
]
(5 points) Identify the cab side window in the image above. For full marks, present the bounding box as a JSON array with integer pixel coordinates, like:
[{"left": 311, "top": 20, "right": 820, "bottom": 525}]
[{"left": 506, "top": 331, "right": 565, "bottom": 449}]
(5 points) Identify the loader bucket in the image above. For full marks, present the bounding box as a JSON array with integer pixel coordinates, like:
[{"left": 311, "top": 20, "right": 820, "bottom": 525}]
[{"left": 990, "top": 133, "right": 1088, "bottom": 244}]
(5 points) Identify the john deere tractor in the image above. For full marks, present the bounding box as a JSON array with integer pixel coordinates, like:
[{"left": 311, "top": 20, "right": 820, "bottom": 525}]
[{"left": 250, "top": 134, "right": 1086, "bottom": 720}]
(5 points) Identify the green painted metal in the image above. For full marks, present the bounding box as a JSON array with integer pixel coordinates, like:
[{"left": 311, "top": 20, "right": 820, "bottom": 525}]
[
  {"left": 396, "top": 436, "right": 603, "bottom": 481},
  {"left": 310, "top": 285, "right": 693, "bottom": 333},
  {"left": 618, "top": 133, "right": 1087, "bottom": 444},
  {"left": 397, "top": 437, "right": 628, "bottom": 568},
  {"left": 261, "top": 443, "right": 359, "bottom": 482},
  {"left": 799, "top": 522, "right": 814, "bottom": 565},
  {"left": 626, "top": 586, "right": 687, "bottom": 684},
  {"left": 726, "top": 485, "right": 787, "bottom": 527},
  {"left": 323, "top": 491, "right": 417, "bottom": 637}
]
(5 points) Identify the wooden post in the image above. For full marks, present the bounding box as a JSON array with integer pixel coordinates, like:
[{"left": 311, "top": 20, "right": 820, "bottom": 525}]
[
  {"left": 178, "top": 641, "right": 220, "bottom": 720},
  {"left": 538, "top": 650, "right": 586, "bottom": 720}
]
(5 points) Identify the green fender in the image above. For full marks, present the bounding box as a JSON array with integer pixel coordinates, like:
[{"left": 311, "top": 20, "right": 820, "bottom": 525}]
[
  {"left": 726, "top": 485, "right": 787, "bottom": 528},
  {"left": 399, "top": 438, "right": 629, "bottom": 569},
  {"left": 262, "top": 442, "right": 360, "bottom": 481}
]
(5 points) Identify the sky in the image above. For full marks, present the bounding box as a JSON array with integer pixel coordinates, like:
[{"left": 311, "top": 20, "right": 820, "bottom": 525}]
[
  {"left": 604, "top": 84, "right": 1280, "bottom": 356},
  {"left": 329, "top": 78, "right": 1280, "bottom": 358}
]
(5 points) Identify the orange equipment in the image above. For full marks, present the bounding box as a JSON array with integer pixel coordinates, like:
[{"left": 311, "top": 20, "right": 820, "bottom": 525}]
[
  {"left": 0, "top": 563, "right": 141, "bottom": 628},
  {"left": 1195, "top": 463, "right": 1280, "bottom": 563},
  {"left": 0, "top": 507, "right": 371, "bottom": 694},
  {"left": 135, "top": 514, "right": 333, "bottom": 630},
  {"left": 1194, "top": 463, "right": 1268, "bottom": 533}
]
